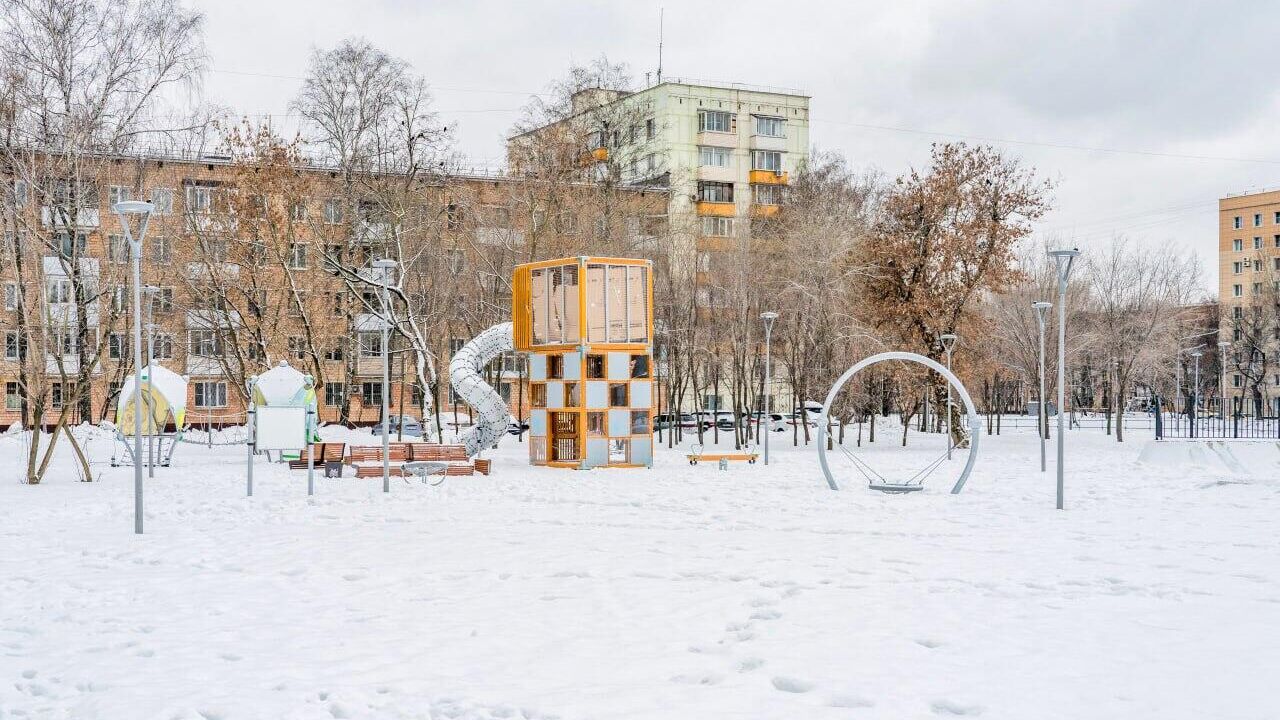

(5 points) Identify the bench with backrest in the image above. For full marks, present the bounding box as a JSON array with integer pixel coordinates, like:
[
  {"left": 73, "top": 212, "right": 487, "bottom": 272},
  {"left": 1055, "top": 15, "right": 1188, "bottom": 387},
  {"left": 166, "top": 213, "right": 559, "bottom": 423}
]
[
  {"left": 287, "top": 443, "right": 347, "bottom": 476},
  {"left": 349, "top": 444, "right": 409, "bottom": 478},
  {"left": 405, "top": 443, "right": 480, "bottom": 476}
]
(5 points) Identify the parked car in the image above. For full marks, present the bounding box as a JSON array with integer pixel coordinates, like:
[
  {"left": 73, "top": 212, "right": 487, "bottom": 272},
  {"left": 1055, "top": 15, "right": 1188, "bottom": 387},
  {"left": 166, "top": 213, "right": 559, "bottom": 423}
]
[
  {"left": 371, "top": 415, "right": 424, "bottom": 438},
  {"left": 676, "top": 413, "right": 702, "bottom": 430}
]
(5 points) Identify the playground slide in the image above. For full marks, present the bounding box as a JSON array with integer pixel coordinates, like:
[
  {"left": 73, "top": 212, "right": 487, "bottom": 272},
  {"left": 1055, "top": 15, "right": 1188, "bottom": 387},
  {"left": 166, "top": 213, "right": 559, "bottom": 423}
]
[{"left": 449, "top": 322, "right": 516, "bottom": 457}]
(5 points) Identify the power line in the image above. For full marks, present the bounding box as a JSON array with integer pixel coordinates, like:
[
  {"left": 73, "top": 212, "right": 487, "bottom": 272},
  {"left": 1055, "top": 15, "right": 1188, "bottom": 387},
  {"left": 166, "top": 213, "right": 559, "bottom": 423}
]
[
  {"left": 812, "top": 118, "right": 1280, "bottom": 166},
  {"left": 211, "top": 67, "right": 545, "bottom": 97}
]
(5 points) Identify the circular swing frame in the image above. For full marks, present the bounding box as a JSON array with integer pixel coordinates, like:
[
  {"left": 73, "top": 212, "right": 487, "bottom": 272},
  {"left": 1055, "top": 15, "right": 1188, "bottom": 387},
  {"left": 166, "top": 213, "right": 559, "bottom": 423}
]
[{"left": 817, "top": 351, "right": 981, "bottom": 494}]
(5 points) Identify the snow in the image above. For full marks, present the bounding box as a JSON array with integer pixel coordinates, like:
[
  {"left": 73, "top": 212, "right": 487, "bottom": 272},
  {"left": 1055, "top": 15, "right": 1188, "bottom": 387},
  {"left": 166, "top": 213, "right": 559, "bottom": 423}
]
[{"left": 1, "top": 422, "right": 1278, "bottom": 719}]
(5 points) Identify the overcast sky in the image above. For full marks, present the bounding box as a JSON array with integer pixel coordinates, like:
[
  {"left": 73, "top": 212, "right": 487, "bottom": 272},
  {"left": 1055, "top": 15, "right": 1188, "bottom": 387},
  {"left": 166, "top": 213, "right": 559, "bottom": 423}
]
[{"left": 194, "top": 0, "right": 1280, "bottom": 296}]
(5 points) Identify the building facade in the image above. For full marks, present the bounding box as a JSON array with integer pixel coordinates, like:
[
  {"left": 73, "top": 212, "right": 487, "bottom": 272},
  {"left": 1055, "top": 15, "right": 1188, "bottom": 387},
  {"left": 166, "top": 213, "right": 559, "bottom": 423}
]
[
  {"left": 1, "top": 150, "right": 665, "bottom": 430},
  {"left": 1218, "top": 189, "right": 1280, "bottom": 414}
]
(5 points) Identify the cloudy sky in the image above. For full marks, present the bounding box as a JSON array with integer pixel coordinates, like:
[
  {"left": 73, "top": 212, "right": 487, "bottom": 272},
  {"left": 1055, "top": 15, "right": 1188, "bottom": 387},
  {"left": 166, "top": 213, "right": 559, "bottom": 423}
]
[{"left": 194, "top": 0, "right": 1280, "bottom": 295}]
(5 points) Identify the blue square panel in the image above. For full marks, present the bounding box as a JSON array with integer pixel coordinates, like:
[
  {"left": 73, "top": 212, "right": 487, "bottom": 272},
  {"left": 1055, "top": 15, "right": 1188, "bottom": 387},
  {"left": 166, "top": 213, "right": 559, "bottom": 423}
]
[
  {"left": 530, "top": 409, "right": 547, "bottom": 436},
  {"left": 630, "top": 437, "right": 653, "bottom": 466},
  {"left": 586, "top": 438, "right": 609, "bottom": 467},
  {"left": 530, "top": 354, "right": 547, "bottom": 381},
  {"left": 545, "top": 381, "right": 564, "bottom": 408},
  {"left": 607, "top": 352, "right": 630, "bottom": 380},
  {"left": 562, "top": 351, "right": 581, "bottom": 380},
  {"left": 608, "top": 409, "right": 630, "bottom": 437},
  {"left": 631, "top": 380, "right": 652, "bottom": 408},
  {"left": 585, "top": 381, "right": 608, "bottom": 408}
]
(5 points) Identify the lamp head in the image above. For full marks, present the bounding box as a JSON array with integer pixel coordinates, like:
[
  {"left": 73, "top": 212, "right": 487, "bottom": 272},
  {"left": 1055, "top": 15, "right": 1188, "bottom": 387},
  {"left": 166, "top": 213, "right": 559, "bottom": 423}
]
[
  {"left": 1047, "top": 248, "right": 1081, "bottom": 260},
  {"left": 1189, "top": 351, "right": 1203, "bottom": 359},
  {"left": 1032, "top": 301, "right": 1052, "bottom": 310},
  {"left": 112, "top": 200, "right": 155, "bottom": 215},
  {"left": 760, "top": 311, "right": 779, "bottom": 321}
]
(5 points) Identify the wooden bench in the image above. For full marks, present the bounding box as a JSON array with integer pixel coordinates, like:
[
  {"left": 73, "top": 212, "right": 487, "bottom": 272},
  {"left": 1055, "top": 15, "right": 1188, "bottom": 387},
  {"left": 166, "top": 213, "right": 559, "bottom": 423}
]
[
  {"left": 288, "top": 443, "right": 347, "bottom": 477},
  {"left": 686, "top": 445, "right": 759, "bottom": 465},
  {"left": 406, "top": 443, "right": 487, "bottom": 475},
  {"left": 349, "top": 444, "right": 408, "bottom": 478}
]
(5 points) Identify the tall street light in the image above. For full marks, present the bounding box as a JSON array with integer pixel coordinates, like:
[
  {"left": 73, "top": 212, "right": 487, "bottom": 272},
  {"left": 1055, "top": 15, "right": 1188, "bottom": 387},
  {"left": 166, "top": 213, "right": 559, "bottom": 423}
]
[
  {"left": 1032, "top": 301, "right": 1052, "bottom": 473},
  {"left": 113, "top": 200, "right": 155, "bottom": 534},
  {"left": 939, "top": 333, "right": 958, "bottom": 460},
  {"left": 373, "top": 258, "right": 398, "bottom": 494},
  {"left": 1218, "top": 339, "right": 1229, "bottom": 419},
  {"left": 143, "top": 285, "right": 160, "bottom": 479},
  {"left": 760, "top": 311, "right": 778, "bottom": 465},
  {"left": 1047, "top": 248, "right": 1079, "bottom": 511}
]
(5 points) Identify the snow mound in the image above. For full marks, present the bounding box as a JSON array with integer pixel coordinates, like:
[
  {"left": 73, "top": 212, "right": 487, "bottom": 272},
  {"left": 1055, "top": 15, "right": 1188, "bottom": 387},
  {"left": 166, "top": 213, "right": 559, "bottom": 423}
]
[{"left": 1137, "top": 439, "right": 1280, "bottom": 477}]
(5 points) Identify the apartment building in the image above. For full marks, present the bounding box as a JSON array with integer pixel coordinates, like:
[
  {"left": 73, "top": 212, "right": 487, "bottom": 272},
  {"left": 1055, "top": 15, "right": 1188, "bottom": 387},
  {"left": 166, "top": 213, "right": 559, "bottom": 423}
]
[
  {"left": 509, "top": 79, "right": 810, "bottom": 306},
  {"left": 1218, "top": 189, "right": 1280, "bottom": 413},
  {"left": 0, "top": 150, "right": 665, "bottom": 429}
]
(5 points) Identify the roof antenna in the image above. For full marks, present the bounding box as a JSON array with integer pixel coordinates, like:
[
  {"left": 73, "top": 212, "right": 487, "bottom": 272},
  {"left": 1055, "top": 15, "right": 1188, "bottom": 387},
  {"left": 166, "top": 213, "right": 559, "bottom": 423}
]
[{"left": 656, "top": 8, "right": 664, "bottom": 84}]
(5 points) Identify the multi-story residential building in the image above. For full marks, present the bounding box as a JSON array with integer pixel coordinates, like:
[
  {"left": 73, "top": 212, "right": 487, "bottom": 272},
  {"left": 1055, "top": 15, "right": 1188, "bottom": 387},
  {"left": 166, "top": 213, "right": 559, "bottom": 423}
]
[
  {"left": 509, "top": 79, "right": 810, "bottom": 307},
  {"left": 0, "top": 149, "right": 665, "bottom": 430},
  {"left": 1218, "top": 189, "right": 1280, "bottom": 414}
]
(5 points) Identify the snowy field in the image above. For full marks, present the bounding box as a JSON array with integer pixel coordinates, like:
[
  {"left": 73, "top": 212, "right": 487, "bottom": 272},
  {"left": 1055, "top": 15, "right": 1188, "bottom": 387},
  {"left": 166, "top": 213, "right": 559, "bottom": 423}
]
[{"left": 2, "top": 422, "right": 1278, "bottom": 719}]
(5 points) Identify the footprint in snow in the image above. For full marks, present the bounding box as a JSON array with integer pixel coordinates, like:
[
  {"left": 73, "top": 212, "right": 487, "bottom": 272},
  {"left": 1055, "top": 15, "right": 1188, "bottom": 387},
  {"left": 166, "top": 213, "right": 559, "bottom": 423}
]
[
  {"left": 915, "top": 638, "right": 943, "bottom": 649},
  {"left": 749, "top": 609, "right": 782, "bottom": 621},
  {"left": 219, "top": 653, "right": 242, "bottom": 662},
  {"left": 771, "top": 676, "right": 814, "bottom": 693},
  {"left": 737, "top": 657, "right": 765, "bottom": 672},
  {"left": 829, "top": 693, "right": 875, "bottom": 708},
  {"left": 931, "top": 699, "right": 985, "bottom": 716}
]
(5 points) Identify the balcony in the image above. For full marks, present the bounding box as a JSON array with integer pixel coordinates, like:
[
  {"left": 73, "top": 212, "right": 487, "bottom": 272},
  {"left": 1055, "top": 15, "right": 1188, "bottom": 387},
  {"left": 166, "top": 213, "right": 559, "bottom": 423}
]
[
  {"left": 696, "top": 131, "right": 737, "bottom": 149},
  {"left": 750, "top": 204, "right": 781, "bottom": 218},
  {"left": 41, "top": 206, "right": 100, "bottom": 229},
  {"left": 695, "top": 201, "right": 736, "bottom": 217},
  {"left": 749, "top": 170, "right": 789, "bottom": 185},
  {"left": 696, "top": 164, "right": 736, "bottom": 183},
  {"left": 749, "top": 134, "right": 788, "bottom": 152}
]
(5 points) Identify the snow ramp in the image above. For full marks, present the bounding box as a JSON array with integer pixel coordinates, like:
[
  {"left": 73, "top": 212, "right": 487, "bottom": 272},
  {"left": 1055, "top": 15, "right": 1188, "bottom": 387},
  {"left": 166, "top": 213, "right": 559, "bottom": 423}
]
[
  {"left": 1138, "top": 440, "right": 1280, "bottom": 478},
  {"left": 449, "top": 323, "right": 515, "bottom": 457}
]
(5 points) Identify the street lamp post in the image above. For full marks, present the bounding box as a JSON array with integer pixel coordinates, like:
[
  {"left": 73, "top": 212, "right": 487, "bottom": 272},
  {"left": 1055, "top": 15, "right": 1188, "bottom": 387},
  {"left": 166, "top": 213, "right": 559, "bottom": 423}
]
[
  {"left": 939, "top": 333, "right": 958, "bottom": 460},
  {"left": 143, "top": 286, "right": 160, "bottom": 479},
  {"left": 1047, "top": 248, "right": 1079, "bottom": 510},
  {"left": 1190, "top": 350, "right": 1203, "bottom": 439},
  {"left": 1032, "top": 301, "right": 1052, "bottom": 472},
  {"left": 113, "top": 200, "right": 155, "bottom": 534},
  {"left": 1218, "top": 340, "right": 1229, "bottom": 419},
  {"left": 760, "top": 312, "right": 778, "bottom": 466},
  {"left": 373, "top": 258, "right": 398, "bottom": 494}
]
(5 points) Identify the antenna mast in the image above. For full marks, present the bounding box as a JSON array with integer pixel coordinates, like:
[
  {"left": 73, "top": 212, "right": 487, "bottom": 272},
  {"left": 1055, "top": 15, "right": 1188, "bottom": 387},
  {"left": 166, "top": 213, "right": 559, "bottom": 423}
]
[{"left": 657, "top": 8, "right": 664, "bottom": 84}]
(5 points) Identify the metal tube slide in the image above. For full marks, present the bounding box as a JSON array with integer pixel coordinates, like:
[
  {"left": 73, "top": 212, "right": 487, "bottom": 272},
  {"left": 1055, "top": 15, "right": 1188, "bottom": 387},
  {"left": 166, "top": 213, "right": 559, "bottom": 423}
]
[{"left": 449, "top": 322, "right": 515, "bottom": 457}]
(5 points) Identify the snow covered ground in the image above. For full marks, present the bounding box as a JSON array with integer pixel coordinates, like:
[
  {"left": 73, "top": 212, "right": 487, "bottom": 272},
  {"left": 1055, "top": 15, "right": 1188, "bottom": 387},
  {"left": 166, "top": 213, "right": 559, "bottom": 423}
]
[{"left": 2, "top": 422, "right": 1278, "bottom": 719}]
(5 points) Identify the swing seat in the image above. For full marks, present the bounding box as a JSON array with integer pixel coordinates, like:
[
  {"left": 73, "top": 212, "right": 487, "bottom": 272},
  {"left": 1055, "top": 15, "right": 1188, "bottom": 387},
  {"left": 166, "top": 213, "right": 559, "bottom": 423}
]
[{"left": 868, "top": 482, "right": 925, "bottom": 494}]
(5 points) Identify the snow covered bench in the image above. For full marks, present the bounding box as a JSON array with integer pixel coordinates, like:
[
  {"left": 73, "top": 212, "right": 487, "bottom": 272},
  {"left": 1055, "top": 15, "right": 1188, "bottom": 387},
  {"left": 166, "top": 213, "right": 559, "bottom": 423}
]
[
  {"left": 405, "top": 443, "right": 484, "bottom": 476},
  {"left": 287, "top": 443, "right": 347, "bottom": 477}
]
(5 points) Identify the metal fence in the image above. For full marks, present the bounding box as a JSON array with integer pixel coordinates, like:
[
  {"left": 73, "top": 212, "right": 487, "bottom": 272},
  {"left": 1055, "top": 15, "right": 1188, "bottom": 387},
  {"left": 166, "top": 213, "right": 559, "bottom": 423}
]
[{"left": 1153, "top": 398, "right": 1280, "bottom": 439}]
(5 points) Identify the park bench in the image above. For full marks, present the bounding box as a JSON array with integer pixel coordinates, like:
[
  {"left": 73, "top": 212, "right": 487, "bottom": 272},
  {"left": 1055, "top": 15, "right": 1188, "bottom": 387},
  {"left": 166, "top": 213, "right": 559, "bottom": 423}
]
[
  {"left": 287, "top": 443, "right": 347, "bottom": 477},
  {"left": 686, "top": 444, "right": 759, "bottom": 466},
  {"left": 349, "top": 444, "right": 409, "bottom": 478},
  {"left": 406, "top": 443, "right": 485, "bottom": 476}
]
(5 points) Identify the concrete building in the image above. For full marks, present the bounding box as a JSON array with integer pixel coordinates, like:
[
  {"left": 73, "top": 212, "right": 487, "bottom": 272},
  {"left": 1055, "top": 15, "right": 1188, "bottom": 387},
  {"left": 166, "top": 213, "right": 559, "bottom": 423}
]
[
  {"left": 509, "top": 79, "right": 810, "bottom": 306},
  {"left": 1218, "top": 189, "right": 1280, "bottom": 414}
]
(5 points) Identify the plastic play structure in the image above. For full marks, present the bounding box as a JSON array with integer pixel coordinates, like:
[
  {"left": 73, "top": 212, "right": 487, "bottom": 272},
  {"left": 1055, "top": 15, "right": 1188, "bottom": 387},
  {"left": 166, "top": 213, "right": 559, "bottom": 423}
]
[
  {"left": 111, "top": 364, "right": 187, "bottom": 467},
  {"left": 447, "top": 256, "right": 655, "bottom": 469},
  {"left": 816, "top": 351, "right": 981, "bottom": 494},
  {"left": 245, "top": 361, "right": 318, "bottom": 495}
]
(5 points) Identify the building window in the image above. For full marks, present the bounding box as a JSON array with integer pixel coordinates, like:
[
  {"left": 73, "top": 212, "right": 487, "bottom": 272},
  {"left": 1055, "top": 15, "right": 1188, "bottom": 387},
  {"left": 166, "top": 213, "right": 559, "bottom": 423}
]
[
  {"left": 153, "top": 333, "right": 174, "bottom": 359},
  {"left": 290, "top": 202, "right": 307, "bottom": 222},
  {"left": 699, "top": 110, "right": 732, "bottom": 133},
  {"left": 56, "top": 232, "right": 87, "bottom": 258},
  {"left": 5, "top": 331, "right": 26, "bottom": 360},
  {"left": 151, "top": 188, "right": 174, "bottom": 215},
  {"left": 1254, "top": 236, "right": 1263, "bottom": 249},
  {"left": 193, "top": 381, "right": 227, "bottom": 408},
  {"left": 1254, "top": 213, "right": 1263, "bottom": 227},
  {"left": 1233, "top": 238, "right": 1243, "bottom": 251},
  {"left": 701, "top": 216, "right": 733, "bottom": 237},
  {"left": 1254, "top": 283, "right": 1262, "bottom": 294},
  {"left": 107, "top": 185, "right": 132, "bottom": 208},
  {"left": 358, "top": 331, "right": 383, "bottom": 357},
  {"left": 288, "top": 243, "right": 308, "bottom": 269},
  {"left": 1233, "top": 261, "right": 1242, "bottom": 274},
  {"left": 1233, "top": 374, "right": 1242, "bottom": 388},
  {"left": 360, "top": 382, "right": 382, "bottom": 406},
  {"left": 188, "top": 330, "right": 221, "bottom": 357},
  {"left": 631, "top": 410, "right": 650, "bottom": 434},
  {"left": 11, "top": 180, "right": 29, "bottom": 208},
  {"left": 1233, "top": 216, "right": 1242, "bottom": 229},
  {"left": 154, "top": 287, "right": 174, "bottom": 312},
  {"left": 324, "top": 382, "right": 344, "bottom": 406},
  {"left": 699, "top": 146, "right": 731, "bottom": 167},
  {"left": 322, "top": 198, "right": 343, "bottom": 224},
  {"left": 288, "top": 336, "right": 306, "bottom": 360},
  {"left": 1233, "top": 284, "right": 1243, "bottom": 297},
  {"left": 5, "top": 381, "right": 21, "bottom": 410},
  {"left": 107, "top": 234, "right": 129, "bottom": 263},
  {"left": 50, "top": 382, "right": 66, "bottom": 409},
  {"left": 108, "top": 333, "right": 127, "bottom": 360},
  {"left": 751, "top": 150, "right": 783, "bottom": 172},
  {"left": 754, "top": 115, "right": 785, "bottom": 137},
  {"left": 698, "top": 181, "right": 734, "bottom": 203},
  {"left": 645, "top": 117, "right": 656, "bottom": 140},
  {"left": 201, "top": 238, "right": 228, "bottom": 263},
  {"left": 47, "top": 279, "right": 73, "bottom": 304},
  {"left": 186, "top": 185, "right": 212, "bottom": 214},
  {"left": 696, "top": 251, "right": 712, "bottom": 272},
  {"left": 150, "top": 236, "right": 171, "bottom": 264},
  {"left": 753, "top": 184, "right": 785, "bottom": 205},
  {"left": 3, "top": 283, "right": 18, "bottom": 311}
]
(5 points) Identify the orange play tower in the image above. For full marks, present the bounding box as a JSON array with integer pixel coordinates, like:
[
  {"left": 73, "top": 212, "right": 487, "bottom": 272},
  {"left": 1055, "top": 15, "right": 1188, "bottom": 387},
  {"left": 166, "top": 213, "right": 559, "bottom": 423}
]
[{"left": 512, "top": 257, "right": 655, "bottom": 469}]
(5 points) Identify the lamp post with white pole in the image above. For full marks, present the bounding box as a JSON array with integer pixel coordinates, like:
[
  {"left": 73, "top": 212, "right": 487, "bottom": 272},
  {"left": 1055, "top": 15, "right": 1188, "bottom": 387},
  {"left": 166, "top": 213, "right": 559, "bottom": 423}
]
[
  {"left": 760, "top": 311, "right": 778, "bottom": 466},
  {"left": 1218, "top": 339, "right": 1229, "bottom": 420},
  {"left": 143, "top": 286, "right": 160, "bottom": 478},
  {"left": 373, "top": 258, "right": 398, "bottom": 494},
  {"left": 1047, "top": 248, "right": 1079, "bottom": 510},
  {"left": 939, "top": 333, "right": 958, "bottom": 460},
  {"left": 113, "top": 200, "right": 155, "bottom": 534},
  {"left": 1032, "top": 301, "right": 1052, "bottom": 472}
]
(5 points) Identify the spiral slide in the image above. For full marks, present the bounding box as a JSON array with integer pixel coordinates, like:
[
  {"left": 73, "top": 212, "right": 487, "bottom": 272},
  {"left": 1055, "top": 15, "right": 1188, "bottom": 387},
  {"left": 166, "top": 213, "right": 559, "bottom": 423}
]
[{"left": 449, "top": 322, "right": 516, "bottom": 457}]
